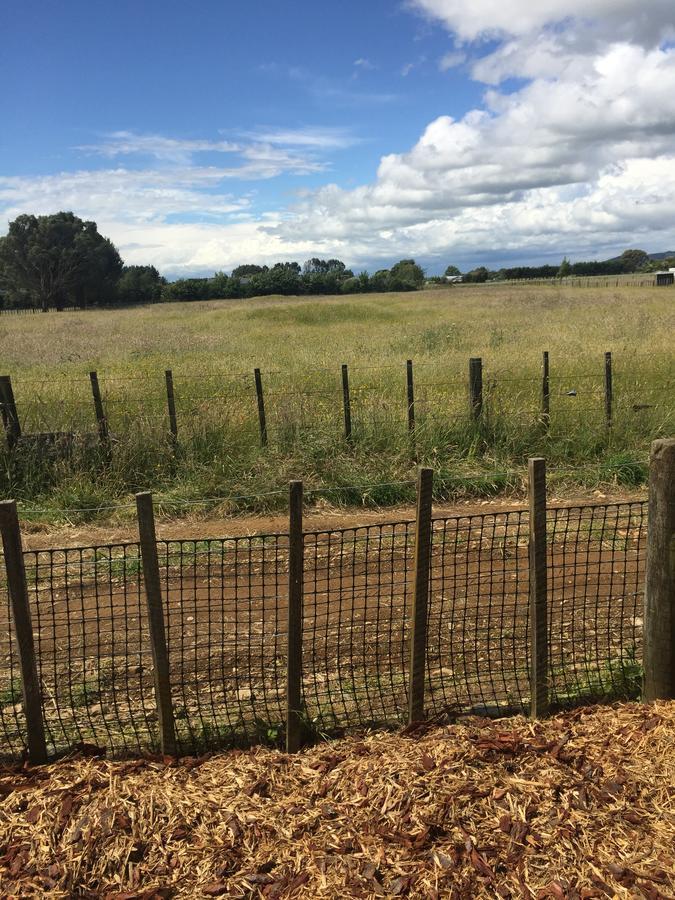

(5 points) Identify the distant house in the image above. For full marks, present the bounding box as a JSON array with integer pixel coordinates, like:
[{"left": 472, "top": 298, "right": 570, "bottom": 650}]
[
  {"left": 444, "top": 275, "right": 463, "bottom": 283},
  {"left": 655, "top": 269, "right": 675, "bottom": 286}
]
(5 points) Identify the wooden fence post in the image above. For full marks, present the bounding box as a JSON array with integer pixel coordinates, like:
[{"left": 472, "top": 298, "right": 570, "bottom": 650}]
[
  {"left": 408, "top": 467, "right": 433, "bottom": 724},
  {"left": 0, "top": 500, "right": 47, "bottom": 763},
  {"left": 254, "top": 368, "right": 268, "bottom": 447},
  {"left": 286, "top": 480, "right": 304, "bottom": 752},
  {"left": 341, "top": 364, "right": 352, "bottom": 441},
  {"left": 541, "top": 351, "right": 550, "bottom": 430},
  {"left": 469, "top": 357, "right": 483, "bottom": 420},
  {"left": 136, "top": 492, "right": 177, "bottom": 756},
  {"left": 89, "top": 371, "right": 109, "bottom": 449},
  {"left": 0, "top": 375, "right": 22, "bottom": 450},
  {"left": 528, "top": 457, "right": 549, "bottom": 718},
  {"left": 165, "top": 370, "right": 178, "bottom": 444},
  {"left": 604, "top": 351, "right": 613, "bottom": 429},
  {"left": 406, "top": 360, "right": 415, "bottom": 435},
  {"left": 643, "top": 438, "right": 675, "bottom": 701}
]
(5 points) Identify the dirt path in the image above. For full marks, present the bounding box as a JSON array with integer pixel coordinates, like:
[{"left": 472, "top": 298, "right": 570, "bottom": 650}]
[{"left": 20, "top": 488, "right": 646, "bottom": 549}]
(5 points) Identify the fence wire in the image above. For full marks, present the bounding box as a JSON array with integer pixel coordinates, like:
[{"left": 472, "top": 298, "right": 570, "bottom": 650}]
[{"left": 0, "top": 500, "right": 647, "bottom": 761}]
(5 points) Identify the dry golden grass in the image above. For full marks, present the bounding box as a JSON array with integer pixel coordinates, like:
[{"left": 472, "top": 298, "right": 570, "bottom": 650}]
[
  {"left": 1, "top": 701, "right": 673, "bottom": 898},
  {"left": 1, "top": 282, "right": 673, "bottom": 376},
  {"left": 1, "top": 282, "right": 672, "bottom": 521}
]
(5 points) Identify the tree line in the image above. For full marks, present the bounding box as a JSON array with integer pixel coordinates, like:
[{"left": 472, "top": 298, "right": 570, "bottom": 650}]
[
  {"left": 0, "top": 212, "right": 425, "bottom": 310},
  {"left": 437, "top": 249, "right": 674, "bottom": 283},
  {"left": 1, "top": 212, "right": 670, "bottom": 310}
]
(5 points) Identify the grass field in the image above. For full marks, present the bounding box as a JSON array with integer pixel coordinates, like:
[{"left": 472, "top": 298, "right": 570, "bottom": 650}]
[{"left": 1, "top": 282, "right": 673, "bottom": 522}]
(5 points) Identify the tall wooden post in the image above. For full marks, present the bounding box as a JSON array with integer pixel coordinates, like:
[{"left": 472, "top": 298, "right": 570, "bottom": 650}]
[
  {"left": 0, "top": 501, "right": 47, "bottom": 763},
  {"left": 89, "top": 371, "right": 109, "bottom": 448},
  {"left": 604, "top": 351, "right": 613, "bottom": 429},
  {"left": 408, "top": 467, "right": 433, "bottom": 723},
  {"left": 541, "top": 351, "right": 550, "bottom": 430},
  {"left": 254, "top": 368, "right": 268, "bottom": 447},
  {"left": 286, "top": 480, "right": 304, "bottom": 752},
  {"left": 528, "top": 458, "right": 549, "bottom": 718},
  {"left": 136, "top": 492, "right": 177, "bottom": 756},
  {"left": 643, "top": 438, "right": 675, "bottom": 700},
  {"left": 406, "top": 360, "right": 415, "bottom": 435},
  {"left": 469, "top": 357, "right": 483, "bottom": 420},
  {"left": 165, "top": 370, "right": 178, "bottom": 444},
  {"left": 341, "top": 364, "right": 352, "bottom": 441},
  {"left": 0, "top": 375, "right": 22, "bottom": 450}
]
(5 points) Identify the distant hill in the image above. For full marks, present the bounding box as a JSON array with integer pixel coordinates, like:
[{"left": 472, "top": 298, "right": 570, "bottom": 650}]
[{"left": 647, "top": 251, "right": 675, "bottom": 260}]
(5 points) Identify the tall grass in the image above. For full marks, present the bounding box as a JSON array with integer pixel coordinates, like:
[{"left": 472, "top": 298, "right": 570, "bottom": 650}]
[{"left": 1, "top": 283, "right": 672, "bottom": 521}]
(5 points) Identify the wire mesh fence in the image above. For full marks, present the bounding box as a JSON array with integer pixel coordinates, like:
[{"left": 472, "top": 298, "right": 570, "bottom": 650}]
[{"left": 0, "top": 498, "right": 647, "bottom": 762}]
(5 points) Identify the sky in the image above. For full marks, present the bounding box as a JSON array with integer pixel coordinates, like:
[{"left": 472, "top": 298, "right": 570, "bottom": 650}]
[{"left": 2, "top": 0, "right": 675, "bottom": 277}]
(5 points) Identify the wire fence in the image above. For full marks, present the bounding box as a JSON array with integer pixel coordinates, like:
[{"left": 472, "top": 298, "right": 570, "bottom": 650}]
[
  {"left": 0, "top": 497, "right": 646, "bottom": 761},
  {"left": 2, "top": 354, "right": 673, "bottom": 452}
]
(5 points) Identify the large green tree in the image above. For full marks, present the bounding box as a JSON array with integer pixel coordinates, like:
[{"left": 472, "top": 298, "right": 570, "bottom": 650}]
[
  {"left": 117, "top": 265, "right": 164, "bottom": 305},
  {"left": 0, "top": 212, "right": 123, "bottom": 310},
  {"left": 388, "top": 259, "right": 425, "bottom": 290}
]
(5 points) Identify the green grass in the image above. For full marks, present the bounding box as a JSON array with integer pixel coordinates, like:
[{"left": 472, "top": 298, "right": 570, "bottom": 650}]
[
  {"left": 552, "top": 647, "right": 643, "bottom": 708},
  {"left": 1, "top": 283, "right": 672, "bottom": 522},
  {"left": 0, "top": 678, "right": 22, "bottom": 707}
]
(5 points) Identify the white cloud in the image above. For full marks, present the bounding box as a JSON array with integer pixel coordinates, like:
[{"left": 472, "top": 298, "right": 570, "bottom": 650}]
[
  {"left": 353, "top": 58, "right": 376, "bottom": 71},
  {"left": 76, "top": 131, "right": 240, "bottom": 164},
  {"left": 408, "top": 0, "right": 675, "bottom": 45},
  {"left": 4, "top": 4, "right": 675, "bottom": 274},
  {"left": 438, "top": 50, "right": 465, "bottom": 71},
  {"left": 238, "top": 126, "right": 359, "bottom": 150}
]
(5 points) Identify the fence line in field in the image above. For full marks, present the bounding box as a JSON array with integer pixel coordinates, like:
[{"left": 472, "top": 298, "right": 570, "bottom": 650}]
[
  {"left": 0, "top": 440, "right": 672, "bottom": 764},
  {"left": 2, "top": 351, "right": 672, "bottom": 456}
]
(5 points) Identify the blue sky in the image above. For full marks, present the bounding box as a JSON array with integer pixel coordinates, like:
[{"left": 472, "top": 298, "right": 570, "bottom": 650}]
[{"left": 2, "top": 0, "right": 675, "bottom": 276}]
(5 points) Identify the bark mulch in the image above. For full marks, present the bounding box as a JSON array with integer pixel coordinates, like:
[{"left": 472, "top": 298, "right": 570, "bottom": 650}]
[{"left": 1, "top": 701, "right": 673, "bottom": 899}]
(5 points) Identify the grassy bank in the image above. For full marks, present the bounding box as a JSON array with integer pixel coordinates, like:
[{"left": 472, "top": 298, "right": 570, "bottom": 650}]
[{"left": 1, "top": 283, "right": 672, "bottom": 522}]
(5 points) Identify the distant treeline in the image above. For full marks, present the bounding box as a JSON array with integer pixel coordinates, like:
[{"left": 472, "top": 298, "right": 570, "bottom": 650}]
[
  {"left": 447, "top": 248, "right": 675, "bottom": 283},
  {"left": 2, "top": 211, "right": 672, "bottom": 310},
  {"left": 162, "top": 258, "right": 425, "bottom": 301}
]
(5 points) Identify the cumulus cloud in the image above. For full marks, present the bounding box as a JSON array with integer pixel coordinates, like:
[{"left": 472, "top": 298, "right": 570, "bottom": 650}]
[
  {"left": 4, "top": 2, "right": 675, "bottom": 274},
  {"left": 267, "top": 4, "right": 675, "bottom": 266},
  {"left": 408, "top": 0, "right": 675, "bottom": 46}
]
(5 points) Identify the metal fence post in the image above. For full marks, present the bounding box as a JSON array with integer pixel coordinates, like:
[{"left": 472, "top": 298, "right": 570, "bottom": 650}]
[
  {"left": 406, "top": 359, "right": 415, "bottom": 435},
  {"left": 0, "top": 375, "right": 22, "bottom": 450},
  {"left": 286, "top": 480, "right": 304, "bottom": 752},
  {"left": 469, "top": 357, "right": 483, "bottom": 420},
  {"left": 341, "top": 364, "right": 352, "bottom": 441},
  {"left": 89, "top": 371, "right": 110, "bottom": 449},
  {"left": 408, "top": 467, "right": 433, "bottom": 723},
  {"left": 165, "top": 369, "right": 178, "bottom": 444},
  {"left": 604, "top": 351, "right": 613, "bottom": 429},
  {"left": 254, "top": 368, "right": 268, "bottom": 447},
  {"left": 643, "top": 438, "right": 675, "bottom": 700},
  {"left": 542, "top": 351, "right": 550, "bottom": 430},
  {"left": 528, "top": 458, "right": 549, "bottom": 718},
  {"left": 0, "top": 500, "right": 47, "bottom": 763},
  {"left": 136, "top": 492, "right": 177, "bottom": 756}
]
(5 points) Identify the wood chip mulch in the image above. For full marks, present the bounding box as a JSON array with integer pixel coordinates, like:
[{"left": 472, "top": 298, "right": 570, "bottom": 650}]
[{"left": 1, "top": 702, "right": 674, "bottom": 899}]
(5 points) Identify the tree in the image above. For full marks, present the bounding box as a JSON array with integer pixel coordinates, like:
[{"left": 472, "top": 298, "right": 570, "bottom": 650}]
[
  {"left": 162, "top": 277, "right": 211, "bottom": 301},
  {"left": 558, "top": 257, "right": 572, "bottom": 278},
  {"left": 444, "top": 265, "right": 461, "bottom": 277},
  {"left": 231, "top": 264, "right": 267, "bottom": 278},
  {"left": 369, "top": 269, "right": 390, "bottom": 292},
  {"left": 389, "top": 259, "right": 425, "bottom": 290},
  {"left": 0, "top": 212, "right": 122, "bottom": 310},
  {"left": 340, "top": 276, "right": 361, "bottom": 294},
  {"left": 117, "top": 265, "right": 164, "bottom": 305},
  {"left": 302, "top": 258, "right": 346, "bottom": 275},
  {"left": 617, "top": 249, "right": 649, "bottom": 273},
  {"left": 463, "top": 266, "right": 490, "bottom": 283},
  {"left": 210, "top": 271, "right": 229, "bottom": 297}
]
